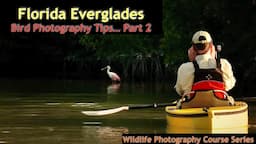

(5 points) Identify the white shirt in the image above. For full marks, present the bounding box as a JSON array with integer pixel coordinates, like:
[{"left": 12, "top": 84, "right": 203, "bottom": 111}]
[{"left": 174, "top": 53, "right": 236, "bottom": 96}]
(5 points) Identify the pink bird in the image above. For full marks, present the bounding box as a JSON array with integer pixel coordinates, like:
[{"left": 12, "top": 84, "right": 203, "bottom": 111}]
[{"left": 101, "top": 65, "right": 121, "bottom": 83}]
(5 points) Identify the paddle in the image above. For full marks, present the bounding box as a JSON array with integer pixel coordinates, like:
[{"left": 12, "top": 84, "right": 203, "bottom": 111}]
[
  {"left": 236, "top": 97, "right": 256, "bottom": 102},
  {"left": 81, "top": 97, "right": 256, "bottom": 116},
  {"left": 81, "top": 100, "right": 178, "bottom": 116}
]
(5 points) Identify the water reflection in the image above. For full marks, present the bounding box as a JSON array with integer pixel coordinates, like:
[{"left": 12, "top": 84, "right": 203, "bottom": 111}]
[
  {"left": 0, "top": 79, "right": 255, "bottom": 144},
  {"left": 82, "top": 126, "right": 128, "bottom": 144},
  {"left": 107, "top": 83, "right": 121, "bottom": 95}
]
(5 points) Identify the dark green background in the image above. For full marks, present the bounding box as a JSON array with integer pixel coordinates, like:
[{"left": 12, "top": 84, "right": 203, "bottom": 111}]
[{"left": 0, "top": 0, "right": 255, "bottom": 97}]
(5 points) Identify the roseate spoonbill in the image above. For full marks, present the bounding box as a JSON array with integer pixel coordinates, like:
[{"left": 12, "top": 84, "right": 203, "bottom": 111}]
[{"left": 101, "top": 65, "right": 121, "bottom": 83}]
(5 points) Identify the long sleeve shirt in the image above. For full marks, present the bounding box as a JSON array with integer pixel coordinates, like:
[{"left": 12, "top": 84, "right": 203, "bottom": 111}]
[{"left": 174, "top": 53, "right": 236, "bottom": 96}]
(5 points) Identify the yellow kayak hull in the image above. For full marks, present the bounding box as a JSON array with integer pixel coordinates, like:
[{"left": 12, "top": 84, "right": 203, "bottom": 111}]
[{"left": 165, "top": 101, "right": 248, "bottom": 133}]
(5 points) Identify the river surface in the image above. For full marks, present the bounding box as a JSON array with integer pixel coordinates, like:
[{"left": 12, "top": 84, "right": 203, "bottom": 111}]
[{"left": 0, "top": 79, "right": 255, "bottom": 144}]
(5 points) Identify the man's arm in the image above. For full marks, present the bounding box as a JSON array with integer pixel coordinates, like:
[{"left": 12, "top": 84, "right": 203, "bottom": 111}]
[
  {"left": 174, "top": 62, "right": 194, "bottom": 96},
  {"left": 221, "top": 59, "right": 236, "bottom": 91}
]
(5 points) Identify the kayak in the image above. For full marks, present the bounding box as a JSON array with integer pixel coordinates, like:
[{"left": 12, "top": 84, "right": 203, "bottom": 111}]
[{"left": 165, "top": 101, "right": 248, "bottom": 133}]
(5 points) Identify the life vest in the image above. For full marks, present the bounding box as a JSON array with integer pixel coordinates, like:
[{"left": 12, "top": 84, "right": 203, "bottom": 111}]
[{"left": 190, "top": 60, "right": 227, "bottom": 99}]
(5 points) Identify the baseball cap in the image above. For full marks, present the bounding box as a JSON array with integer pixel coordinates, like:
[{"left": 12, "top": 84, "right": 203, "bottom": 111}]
[{"left": 192, "top": 31, "right": 212, "bottom": 44}]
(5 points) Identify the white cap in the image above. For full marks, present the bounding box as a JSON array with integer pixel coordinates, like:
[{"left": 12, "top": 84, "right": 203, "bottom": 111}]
[{"left": 192, "top": 31, "right": 212, "bottom": 44}]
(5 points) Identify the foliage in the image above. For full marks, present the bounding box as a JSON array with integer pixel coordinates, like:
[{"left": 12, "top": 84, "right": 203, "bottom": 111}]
[
  {"left": 72, "top": 34, "right": 164, "bottom": 81},
  {"left": 0, "top": 0, "right": 256, "bottom": 96}
]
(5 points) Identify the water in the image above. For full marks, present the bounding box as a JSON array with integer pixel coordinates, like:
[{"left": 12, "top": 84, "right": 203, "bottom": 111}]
[{"left": 0, "top": 79, "right": 255, "bottom": 144}]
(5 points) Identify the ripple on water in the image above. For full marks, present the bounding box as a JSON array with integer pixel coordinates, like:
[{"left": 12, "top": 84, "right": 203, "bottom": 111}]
[{"left": 71, "top": 103, "right": 98, "bottom": 107}]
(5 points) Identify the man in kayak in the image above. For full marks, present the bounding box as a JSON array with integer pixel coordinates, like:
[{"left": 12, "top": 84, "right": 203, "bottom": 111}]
[{"left": 174, "top": 30, "right": 236, "bottom": 108}]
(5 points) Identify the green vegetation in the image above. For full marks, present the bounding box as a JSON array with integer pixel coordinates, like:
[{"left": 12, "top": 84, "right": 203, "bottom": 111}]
[{"left": 0, "top": 0, "right": 256, "bottom": 97}]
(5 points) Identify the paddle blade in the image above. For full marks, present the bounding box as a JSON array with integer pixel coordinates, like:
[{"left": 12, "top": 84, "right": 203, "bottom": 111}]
[{"left": 81, "top": 106, "right": 129, "bottom": 116}]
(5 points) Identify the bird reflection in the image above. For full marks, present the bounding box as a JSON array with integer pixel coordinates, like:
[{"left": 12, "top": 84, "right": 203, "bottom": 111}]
[{"left": 107, "top": 83, "right": 121, "bottom": 94}]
